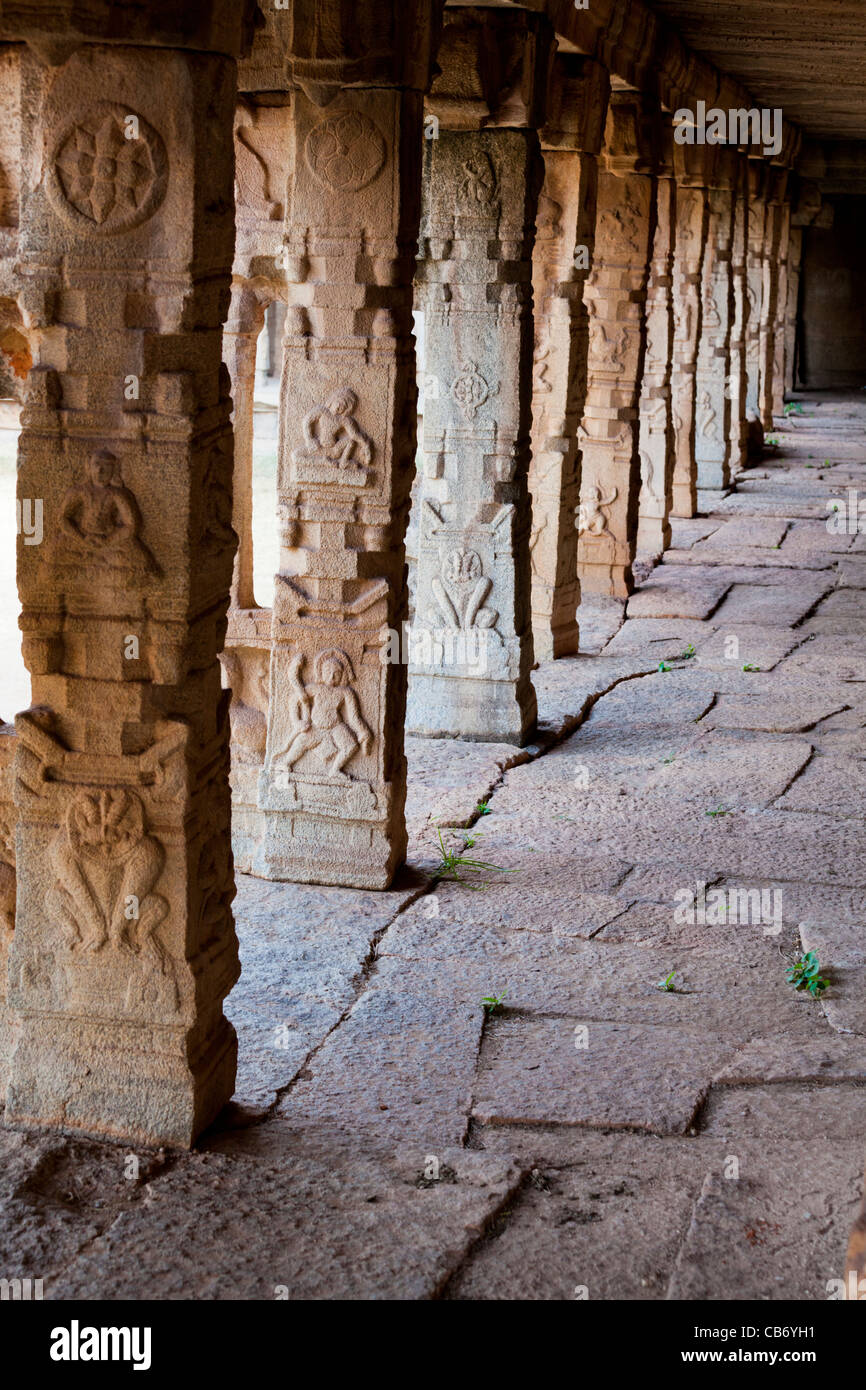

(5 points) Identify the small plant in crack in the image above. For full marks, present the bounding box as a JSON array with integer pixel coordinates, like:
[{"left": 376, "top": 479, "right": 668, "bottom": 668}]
[
  {"left": 481, "top": 990, "right": 508, "bottom": 1015},
  {"left": 786, "top": 950, "right": 829, "bottom": 999},
  {"left": 476, "top": 799, "right": 492, "bottom": 816},
  {"left": 658, "top": 660, "right": 671, "bottom": 673},
  {"left": 743, "top": 662, "right": 759, "bottom": 672},
  {"left": 783, "top": 402, "right": 805, "bottom": 418},
  {"left": 433, "top": 826, "right": 507, "bottom": 891},
  {"left": 656, "top": 970, "right": 681, "bottom": 993},
  {"left": 677, "top": 643, "right": 697, "bottom": 661},
  {"left": 765, "top": 434, "right": 780, "bottom": 448},
  {"left": 662, "top": 752, "right": 676, "bottom": 765},
  {"left": 705, "top": 804, "right": 732, "bottom": 818}
]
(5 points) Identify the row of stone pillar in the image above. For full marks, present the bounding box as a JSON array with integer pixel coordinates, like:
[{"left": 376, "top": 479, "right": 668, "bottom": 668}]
[{"left": 0, "top": 2, "right": 798, "bottom": 1147}]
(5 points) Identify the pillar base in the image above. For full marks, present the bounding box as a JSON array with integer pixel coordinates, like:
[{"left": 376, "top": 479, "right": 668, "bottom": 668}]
[
  {"left": 407, "top": 674, "right": 537, "bottom": 746},
  {"left": 250, "top": 809, "right": 404, "bottom": 891},
  {"left": 4, "top": 1015, "right": 237, "bottom": 1150},
  {"left": 532, "top": 617, "right": 580, "bottom": 663}
]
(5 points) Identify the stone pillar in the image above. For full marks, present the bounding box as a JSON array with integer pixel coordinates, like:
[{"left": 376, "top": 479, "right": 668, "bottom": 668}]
[
  {"left": 222, "top": 92, "right": 290, "bottom": 875},
  {"left": 577, "top": 92, "right": 657, "bottom": 598},
  {"left": 408, "top": 9, "right": 551, "bottom": 742},
  {"left": 694, "top": 153, "right": 736, "bottom": 492},
  {"left": 727, "top": 156, "right": 750, "bottom": 476},
  {"left": 636, "top": 120, "right": 676, "bottom": 559},
  {"left": 744, "top": 161, "right": 767, "bottom": 456},
  {"left": 772, "top": 199, "right": 792, "bottom": 414},
  {"left": 784, "top": 224, "right": 804, "bottom": 394},
  {"left": 253, "top": 1, "right": 440, "bottom": 885},
  {"left": 225, "top": 287, "right": 266, "bottom": 612},
  {"left": 670, "top": 146, "right": 711, "bottom": 517},
  {"left": 529, "top": 57, "right": 609, "bottom": 659},
  {"left": 0, "top": 720, "right": 15, "bottom": 1095},
  {"left": 4, "top": 17, "right": 244, "bottom": 1146},
  {"left": 758, "top": 168, "right": 788, "bottom": 429}
]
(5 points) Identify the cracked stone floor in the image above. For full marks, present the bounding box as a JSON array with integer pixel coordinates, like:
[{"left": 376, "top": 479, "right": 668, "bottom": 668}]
[{"left": 2, "top": 390, "right": 865, "bottom": 1300}]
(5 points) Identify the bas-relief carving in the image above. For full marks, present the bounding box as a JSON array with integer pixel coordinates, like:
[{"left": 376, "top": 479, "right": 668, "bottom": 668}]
[
  {"left": 47, "top": 103, "right": 168, "bottom": 236},
  {"left": 451, "top": 360, "right": 498, "bottom": 421},
  {"left": 697, "top": 390, "right": 718, "bottom": 440},
  {"left": 47, "top": 787, "right": 177, "bottom": 1014},
  {"left": 236, "top": 120, "right": 283, "bottom": 223},
  {"left": 201, "top": 442, "right": 238, "bottom": 557},
  {"left": 577, "top": 485, "right": 618, "bottom": 540},
  {"left": 589, "top": 320, "right": 627, "bottom": 372},
  {"left": 455, "top": 153, "right": 499, "bottom": 216},
  {"left": 305, "top": 112, "right": 386, "bottom": 193},
  {"left": 57, "top": 448, "right": 158, "bottom": 579},
  {"left": 274, "top": 649, "right": 373, "bottom": 779},
  {"left": 429, "top": 547, "right": 499, "bottom": 633},
  {"left": 291, "top": 388, "right": 373, "bottom": 485}
]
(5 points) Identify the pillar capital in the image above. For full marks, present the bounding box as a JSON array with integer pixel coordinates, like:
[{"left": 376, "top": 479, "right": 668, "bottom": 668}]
[
  {"left": 601, "top": 90, "right": 658, "bottom": 175},
  {"left": 426, "top": 5, "right": 554, "bottom": 132},
  {"left": 540, "top": 55, "right": 610, "bottom": 155}
]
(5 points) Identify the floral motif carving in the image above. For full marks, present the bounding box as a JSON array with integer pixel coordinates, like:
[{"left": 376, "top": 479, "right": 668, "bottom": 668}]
[
  {"left": 305, "top": 112, "right": 386, "bottom": 193},
  {"left": 48, "top": 103, "right": 168, "bottom": 235}
]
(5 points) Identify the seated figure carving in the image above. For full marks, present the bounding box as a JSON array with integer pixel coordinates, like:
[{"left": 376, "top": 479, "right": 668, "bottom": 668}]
[
  {"left": 292, "top": 388, "right": 373, "bottom": 480},
  {"left": 275, "top": 648, "right": 373, "bottom": 779},
  {"left": 58, "top": 448, "right": 158, "bottom": 577}
]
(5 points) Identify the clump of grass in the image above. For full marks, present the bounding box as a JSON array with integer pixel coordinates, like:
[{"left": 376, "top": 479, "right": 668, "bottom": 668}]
[
  {"left": 786, "top": 951, "right": 829, "bottom": 999},
  {"left": 656, "top": 970, "right": 679, "bottom": 993},
  {"left": 476, "top": 799, "right": 492, "bottom": 816},
  {"left": 433, "top": 826, "right": 508, "bottom": 891},
  {"left": 705, "top": 804, "right": 732, "bottom": 818}
]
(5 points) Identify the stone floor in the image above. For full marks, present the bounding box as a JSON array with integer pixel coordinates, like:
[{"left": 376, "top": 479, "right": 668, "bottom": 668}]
[{"left": 1, "top": 391, "right": 865, "bottom": 1300}]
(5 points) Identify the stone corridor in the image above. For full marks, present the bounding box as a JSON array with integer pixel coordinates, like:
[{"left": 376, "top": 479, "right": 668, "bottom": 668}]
[{"left": 2, "top": 392, "right": 863, "bottom": 1299}]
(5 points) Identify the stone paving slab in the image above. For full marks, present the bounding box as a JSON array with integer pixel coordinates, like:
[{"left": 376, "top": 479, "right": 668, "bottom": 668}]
[
  {"left": 668, "top": 1156, "right": 862, "bottom": 1301},
  {"left": 473, "top": 1017, "right": 728, "bottom": 1135},
  {"left": 45, "top": 1147, "right": 525, "bottom": 1300}
]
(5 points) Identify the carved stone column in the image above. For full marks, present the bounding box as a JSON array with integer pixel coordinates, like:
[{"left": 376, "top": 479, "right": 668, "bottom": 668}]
[
  {"left": 0, "top": 720, "right": 14, "bottom": 1094},
  {"left": 772, "top": 199, "right": 792, "bottom": 414},
  {"left": 727, "top": 156, "right": 750, "bottom": 476},
  {"left": 636, "top": 120, "right": 676, "bottom": 559},
  {"left": 669, "top": 146, "right": 711, "bottom": 517},
  {"left": 694, "top": 153, "right": 736, "bottom": 492},
  {"left": 4, "top": 16, "right": 245, "bottom": 1146},
  {"left": 222, "top": 90, "right": 290, "bottom": 876},
  {"left": 577, "top": 92, "right": 657, "bottom": 598},
  {"left": 784, "top": 224, "right": 803, "bottom": 395},
  {"left": 253, "top": 2, "right": 440, "bottom": 885},
  {"left": 744, "top": 161, "right": 767, "bottom": 455},
  {"left": 408, "top": 10, "right": 551, "bottom": 742},
  {"left": 758, "top": 168, "right": 788, "bottom": 429},
  {"left": 529, "top": 57, "right": 609, "bottom": 659}
]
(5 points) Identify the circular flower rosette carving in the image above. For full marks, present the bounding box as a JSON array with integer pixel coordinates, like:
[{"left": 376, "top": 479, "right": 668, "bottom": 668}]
[
  {"left": 304, "top": 112, "right": 386, "bottom": 193},
  {"left": 47, "top": 102, "right": 168, "bottom": 236}
]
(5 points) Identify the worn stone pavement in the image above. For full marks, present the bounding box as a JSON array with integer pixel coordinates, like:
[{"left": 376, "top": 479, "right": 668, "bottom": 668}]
[{"left": 1, "top": 392, "right": 865, "bottom": 1300}]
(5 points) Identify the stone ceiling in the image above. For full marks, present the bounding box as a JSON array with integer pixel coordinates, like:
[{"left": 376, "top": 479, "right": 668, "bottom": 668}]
[{"left": 644, "top": 1, "right": 866, "bottom": 140}]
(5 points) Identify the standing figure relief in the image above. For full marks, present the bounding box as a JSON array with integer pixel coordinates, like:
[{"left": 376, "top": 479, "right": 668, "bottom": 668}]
[{"left": 275, "top": 649, "right": 373, "bottom": 779}]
